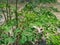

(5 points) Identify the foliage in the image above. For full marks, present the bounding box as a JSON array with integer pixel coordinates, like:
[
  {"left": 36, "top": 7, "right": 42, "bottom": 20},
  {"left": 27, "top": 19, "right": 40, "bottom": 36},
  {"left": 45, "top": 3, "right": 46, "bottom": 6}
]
[
  {"left": 0, "top": 0, "right": 60, "bottom": 45},
  {"left": 39, "top": 0, "right": 57, "bottom": 3},
  {"left": 18, "top": 6, "right": 60, "bottom": 44}
]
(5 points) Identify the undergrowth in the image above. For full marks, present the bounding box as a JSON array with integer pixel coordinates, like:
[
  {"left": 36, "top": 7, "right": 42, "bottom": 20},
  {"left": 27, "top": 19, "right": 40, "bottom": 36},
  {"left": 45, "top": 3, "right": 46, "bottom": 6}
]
[{"left": 0, "top": 0, "right": 60, "bottom": 45}]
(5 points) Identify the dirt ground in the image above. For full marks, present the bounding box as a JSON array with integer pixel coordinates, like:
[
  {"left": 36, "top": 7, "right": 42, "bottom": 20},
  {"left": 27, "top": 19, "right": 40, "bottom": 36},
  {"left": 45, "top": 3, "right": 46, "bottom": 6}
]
[{"left": 52, "top": 3, "right": 60, "bottom": 19}]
